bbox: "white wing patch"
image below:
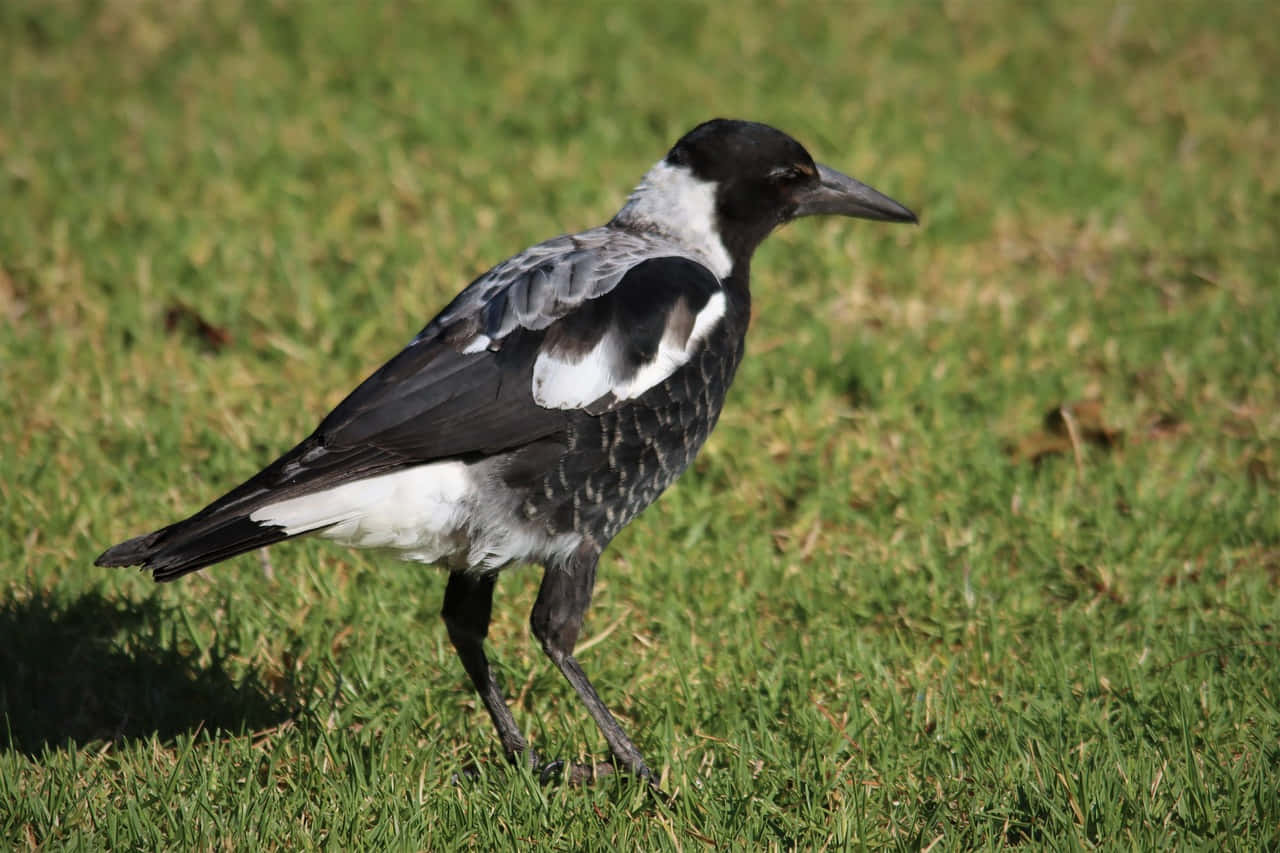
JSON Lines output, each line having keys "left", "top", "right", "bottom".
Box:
{"left": 250, "top": 461, "right": 473, "bottom": 561}
{"left": 531, "top": 334, "right": 618, "bottom": 410}
{"left": 531, "top": 291, "right": 726, "bottom": 409}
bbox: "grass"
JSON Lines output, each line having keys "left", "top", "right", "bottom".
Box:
{"left": 2, "top": 0, "right": 1277, "bottom": 847}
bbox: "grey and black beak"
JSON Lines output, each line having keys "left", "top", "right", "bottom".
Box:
{"left": 794, "top": 163, "right": 917, "bottom": 224}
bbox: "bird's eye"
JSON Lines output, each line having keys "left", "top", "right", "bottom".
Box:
{"left": 771, "top": 165, "right": 812, "bottom": 185}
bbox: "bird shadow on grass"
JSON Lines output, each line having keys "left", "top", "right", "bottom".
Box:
{"left": 0, "top": 590, "right": 295, "bottom": 758}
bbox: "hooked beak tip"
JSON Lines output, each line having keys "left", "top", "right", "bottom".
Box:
{"left": 797, "top": 163, "right": 918, "bottom": 225}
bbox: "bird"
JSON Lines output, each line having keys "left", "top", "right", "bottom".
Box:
{"left": 96, "top": 118, "right": 917, "bottom": 785}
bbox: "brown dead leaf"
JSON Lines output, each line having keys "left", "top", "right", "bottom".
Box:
{"left": 1011, "top": 399, "right": 1123, "bottom": 465}
{"left": 1043, "top": 400, "right": 1123, "bottom": 448}
{"left": 1071, "top": 562, "right": 1125, "bottom": 603}
{"left": 164, "top": 302, "right": 232, "bottom": 352}
{"left": 1145, "top": 413, "right": 1189, "bottom": 440}
{"left": 1011, "top": 430, "right": 1075, "bottom": 464}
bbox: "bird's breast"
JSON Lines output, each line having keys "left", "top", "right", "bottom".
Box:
{"left": 518, "top": 312, "right": 748, "bottom": 545}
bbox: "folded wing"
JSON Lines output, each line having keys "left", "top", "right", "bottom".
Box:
{"left": 96, "top": 249, "right": 726, "bottom": 581}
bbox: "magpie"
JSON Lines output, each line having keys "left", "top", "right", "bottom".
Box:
{"left": 96, "top": 119, "right": 916, "bottom": 784}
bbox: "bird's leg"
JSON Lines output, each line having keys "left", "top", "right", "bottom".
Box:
{"left": 530, "top": 544, "right": 655, "bottom": 785}
{"left": 441, "top": 571, "right": 532, "bottom": 766}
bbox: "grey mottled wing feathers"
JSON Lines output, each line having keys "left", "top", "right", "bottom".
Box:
{"left": 424, "top": 227, "right": 716, "bottom": 343}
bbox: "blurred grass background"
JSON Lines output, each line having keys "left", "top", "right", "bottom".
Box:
{"left": 2, "top": 0, "right": 1277, "bottom": 847}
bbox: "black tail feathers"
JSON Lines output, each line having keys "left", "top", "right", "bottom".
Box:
{"left": 95, "top": 515, "right": 291, "bottom": 582}
{"left": 95, "top": 530, "right": 169, "bottom": 568}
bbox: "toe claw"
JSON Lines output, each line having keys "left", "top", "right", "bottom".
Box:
{"left": 537, "top": 759, "right": 566, "bottom": 784}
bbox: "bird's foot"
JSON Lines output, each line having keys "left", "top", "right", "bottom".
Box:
{"left": 534, "top": 758, "right": 620, "bottom": 786}
{"left": 536, "top": 754, "right": 661, "bottom": 789}
{"left": 455, "top": 751, "right": 656, "bottom": 788}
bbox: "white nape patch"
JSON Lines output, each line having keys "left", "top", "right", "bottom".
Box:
{"left": 615, "top": 161, "right": 732, "bottom": 279}
{"left": 530, "top": 291, "right": 726, "bottom": 409}
{"left": 250, "top": 462, "right": 472, "bottom": 562}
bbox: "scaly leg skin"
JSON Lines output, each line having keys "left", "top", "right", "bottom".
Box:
{"left": 530, "top": 543, "right": 656, "bottom": 786}
{"left": 441, "top": 571, "right": 534, "bottom": 766}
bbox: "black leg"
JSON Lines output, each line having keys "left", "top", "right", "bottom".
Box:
{"left": 530, "top": 544, "right": 655, "bottom": 783}
{"left": 441, "top": 571, "right": 530, "bottom": 764}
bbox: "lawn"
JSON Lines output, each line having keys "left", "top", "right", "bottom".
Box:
{"left": 3, "top": 0, "right": 1277, "bottom": 848}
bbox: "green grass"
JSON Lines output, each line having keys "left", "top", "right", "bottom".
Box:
{"left": 3, "top": 0, "right": 1278, "bottom": 847}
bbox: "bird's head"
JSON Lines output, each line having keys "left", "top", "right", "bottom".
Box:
{"left": 615, "top": 118, "right": 916, "bottom": 276}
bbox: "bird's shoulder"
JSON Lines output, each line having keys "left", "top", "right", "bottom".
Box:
{"left": 311, "top": 228, "right": 732, "bottom": 445}
{"left": 418, "top": 225, "right": 726, "bottom": 353}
